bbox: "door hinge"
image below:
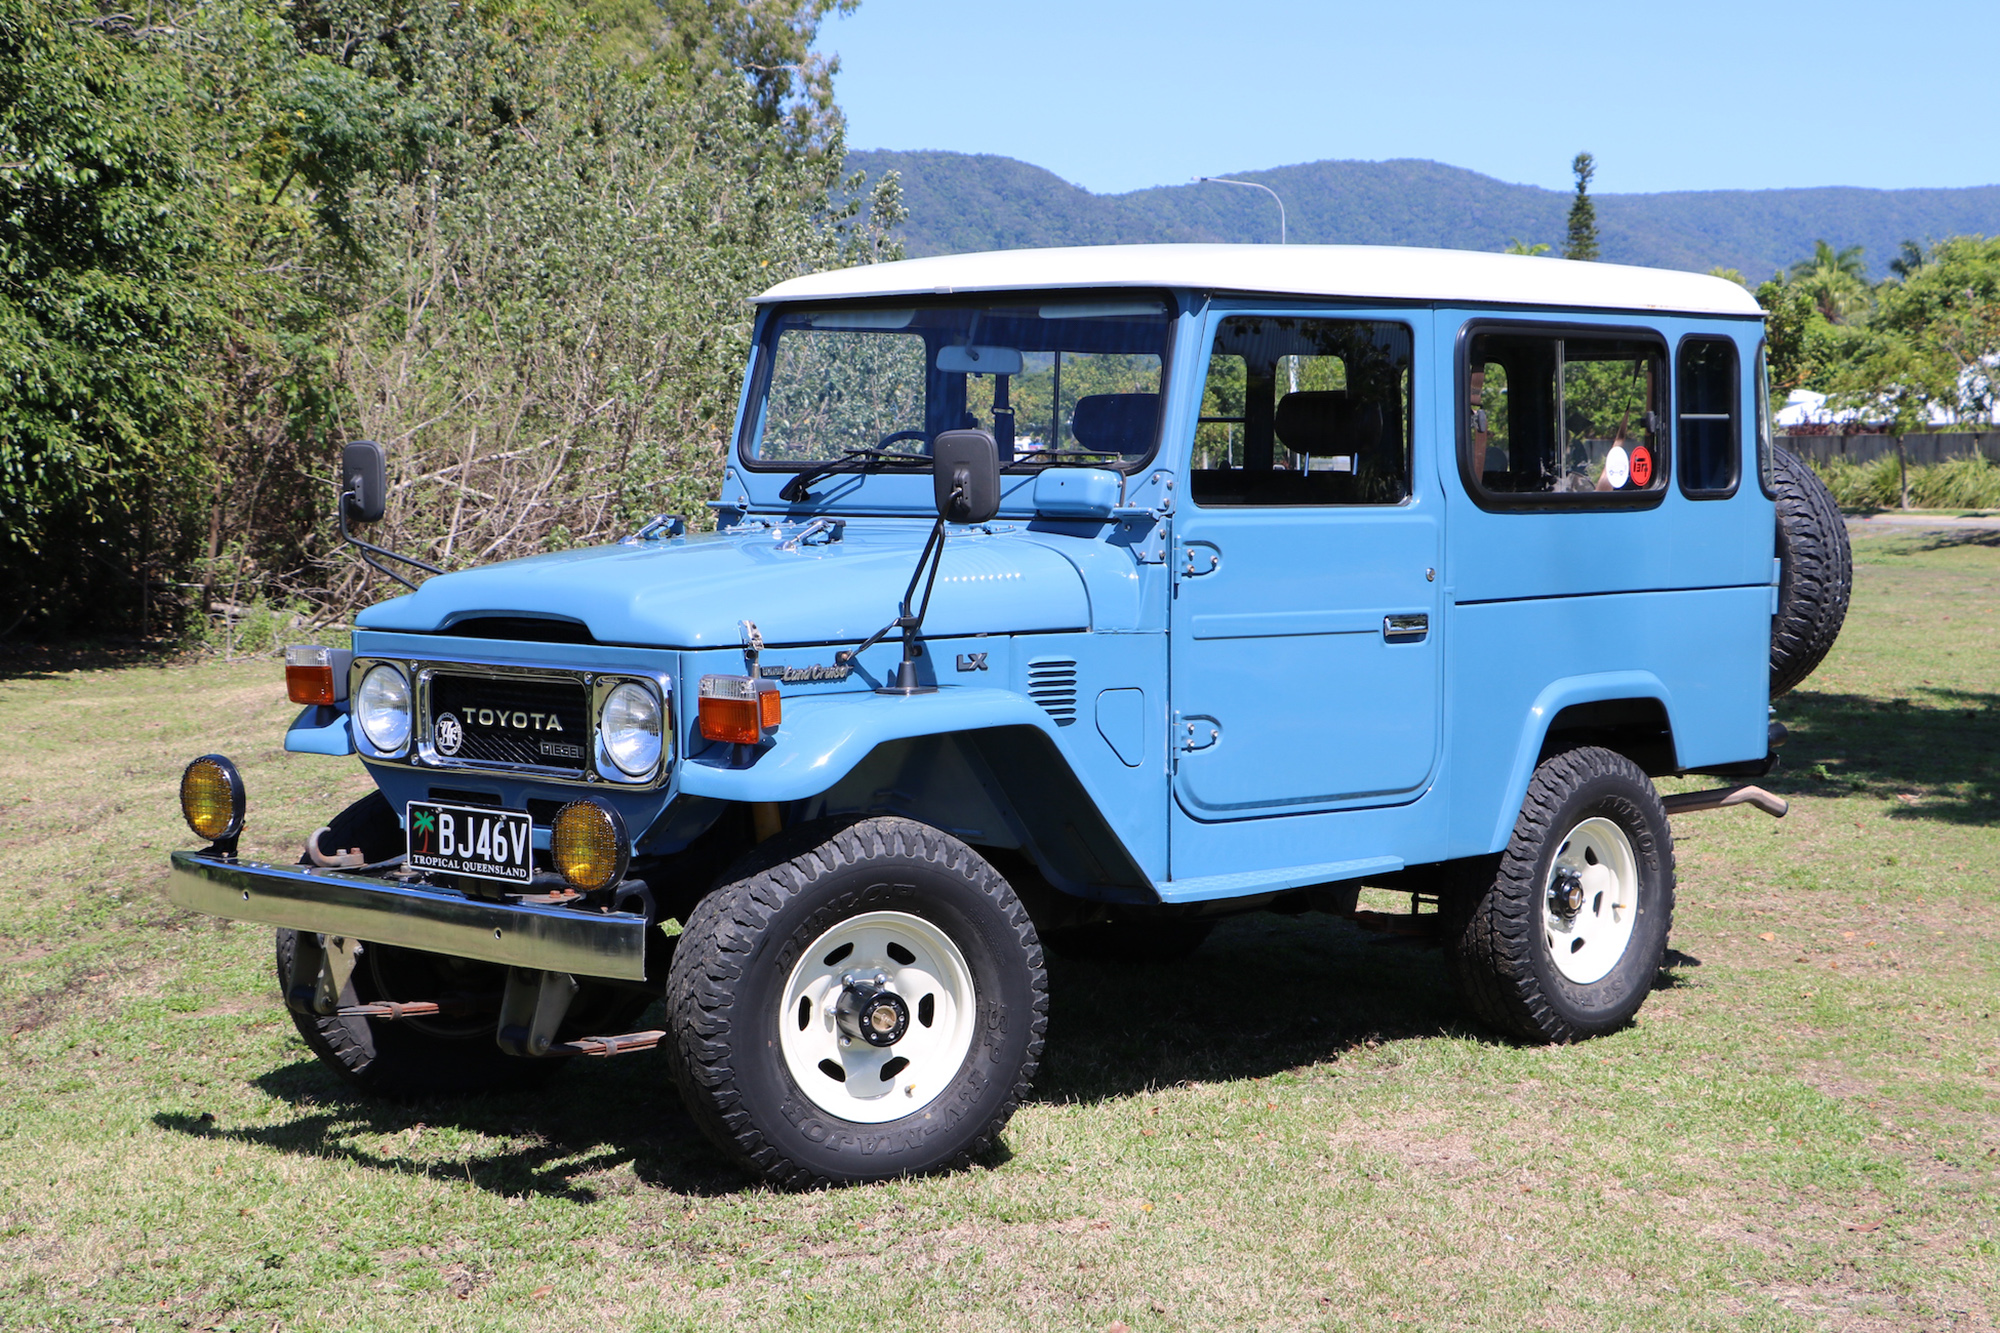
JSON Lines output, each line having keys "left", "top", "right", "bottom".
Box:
{"left": 1177, "top": 540, "right": 1221, "bottom": 577}
{"left": 1173, "top": 712, "right": 1221, "bottom": 753}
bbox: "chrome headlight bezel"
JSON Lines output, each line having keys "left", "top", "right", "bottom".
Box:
{"left": 594, "top": 678, "right": 669, "bottom": 783}
{"left": 353, "top": 662, "right": 413, "bottom": 755}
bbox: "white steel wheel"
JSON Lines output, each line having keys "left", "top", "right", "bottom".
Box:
{"left": 1541, "top": 816, "right": 1640, "bottom": 985}
{"left": 778, "top": 910, "right": 978, "bottom": 1124}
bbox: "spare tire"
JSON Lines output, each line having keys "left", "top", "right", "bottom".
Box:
{"left": 1770, "top": 446, "right": 1851, "bottom": 697}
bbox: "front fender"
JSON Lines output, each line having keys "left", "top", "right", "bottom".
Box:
{"left": 674, "top": 686, "right": 1060, "bottom": 804}
{"left": 1487, "top": 671, "right": 1675, "bottom": 851}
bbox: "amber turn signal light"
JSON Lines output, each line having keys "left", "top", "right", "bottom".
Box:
{"left": 698, "top": 674, "right": 781, "bottom": 744}
{"left": 285, "top": 644, "right": 352, "bottom": 705}
{"left": 550, "top": 799, "right": 629, "bottom": 893}
{"left": 180, "top": 754, "right": 246, "bottom": 844}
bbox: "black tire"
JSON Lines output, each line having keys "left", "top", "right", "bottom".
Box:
{"left": 1442, "top": 747, "right": 1675, "bottom": 1043}
{"left": 665, "top": 816, "right": 1047, "bottom": 1187}
{"left": 274, "top": 792, "right": 646, "bottom": 1097}
{"left": 1771, "top": 445, "right": 1852, "bottom": 698}
{"left": 1042, "top": 918, "right": 1213, "bottom": 963}
{"left": 275, "top": 929, "right": 561, "bottom": 1097}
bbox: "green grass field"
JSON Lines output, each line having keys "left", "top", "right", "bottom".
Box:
{"left": 2, "top": 529, "right": 1995, "bottom": 1332}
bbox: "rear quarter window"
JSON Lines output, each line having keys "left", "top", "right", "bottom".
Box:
{"left": 1460, "top": 323, "right": 1668, "bottom": 510}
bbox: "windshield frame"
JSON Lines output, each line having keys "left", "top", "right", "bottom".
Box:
{"left": 735, "top": 291, "right": 1183, "bottom": 478}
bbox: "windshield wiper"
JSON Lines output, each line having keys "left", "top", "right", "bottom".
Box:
{"left": 778, "top": 448, "right": 931, "bottom": 503}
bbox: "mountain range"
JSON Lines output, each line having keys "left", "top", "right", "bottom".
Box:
{"left": 846, "top": 151, "right": 2000, "bottom": 281}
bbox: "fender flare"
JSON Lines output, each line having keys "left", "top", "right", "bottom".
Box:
{"left": 1486, "top": 671, "right": 1677, "bottom": 852}
{"left": 673, "top": 687, "right": 1156, "bottom": 899}
{"left": 675, "top": 686, "right": 1062, "bottom": 804}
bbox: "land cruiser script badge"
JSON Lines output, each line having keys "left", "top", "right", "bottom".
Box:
{"left": 434, "top": 713, "right": 464, "bottom": 756}
{"left": 772, "top": 663, "right": 851, "bottom": 684}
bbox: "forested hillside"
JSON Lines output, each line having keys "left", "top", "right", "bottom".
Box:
{"left": 849, "top": 151, "right": 2000, "bottom": 280}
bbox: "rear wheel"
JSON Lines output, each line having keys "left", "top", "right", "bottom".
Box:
{"left": 665, "top": 816, "right": 1047, "bottom": 1186}
{"left": 1444, "top": 747, "right": 1675, "bottom": 1043}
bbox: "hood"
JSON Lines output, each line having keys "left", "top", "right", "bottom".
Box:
{"left": 354, "top": 523, "right": 1091, "bottom": 648}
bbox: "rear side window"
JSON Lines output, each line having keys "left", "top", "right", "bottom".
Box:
{"left": 1463, "top": 327, "right": 1667, "bottom": 508}
{"left": 1677, "top": 337, "right": 1739, "bottom": 497}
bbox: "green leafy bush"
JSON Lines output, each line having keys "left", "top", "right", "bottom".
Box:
{"left": 1813, "top": 454, "right": 2000, "bottom": 510}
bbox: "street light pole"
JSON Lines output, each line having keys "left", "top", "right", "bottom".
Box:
{"left": 1196, "top": 176, "right": 1287, "bottom": 244}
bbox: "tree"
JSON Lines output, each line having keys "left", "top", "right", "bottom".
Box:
{"left": 1504, "top": 238, "right": 1550, "bottom": 257}
{"left": 1755, "top": 276, "right": 1851, "bottom": 398}
{"left": 1829, "top": 236, "right": 2000, "bottom": 507}
{"left": 1790, "top": 239, "right": 1870, "bottom": 323}
{"left": 1563, "top": 152, "right": 1598, "bottom": 262}
{"left": 0, "top": 0, "right": 250, "bottom": 638}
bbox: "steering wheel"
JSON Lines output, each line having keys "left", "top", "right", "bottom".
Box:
{"left": 876, "top": 430, "right": 928, "bottom": 451}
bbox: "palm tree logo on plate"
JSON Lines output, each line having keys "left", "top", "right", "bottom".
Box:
{"left": 410, "top": 808, "right": 436, "bottom": 853}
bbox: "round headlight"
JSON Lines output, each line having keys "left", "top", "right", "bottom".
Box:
{"left": 551, "top": 799, "right": 629, "bottom": 892}
{"left": 180, "top": 754, "right": 245, "bottom": 842}
{"left": 599, "top": 682, "right": 662, "bottom": 777}
{"left": 355, "top": 664, "right": 412, "bottom": 753}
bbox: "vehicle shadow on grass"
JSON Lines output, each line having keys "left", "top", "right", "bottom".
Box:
{"left": 1034, "top": 912, "right": 1485, "bottom": 1106}
{"left": 1773, "top": 687, "right": 1999, "bottom": 824}
{"left": 152, "top": 1035, "right": 753, "bottom": 1202}
{"left": 149, "top": 912, "right": 1519, "bottom": 1197}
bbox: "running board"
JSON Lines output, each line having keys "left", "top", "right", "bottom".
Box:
{"left": 1661, "top": 784, "right": 1788, "bottom": 818}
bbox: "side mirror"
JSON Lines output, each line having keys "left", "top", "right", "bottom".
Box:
{"left": 932, "top": 429, "right": 1001, "bottom": 524}
{"left": 341, "top": 440, "right": 388, "bottom": 524}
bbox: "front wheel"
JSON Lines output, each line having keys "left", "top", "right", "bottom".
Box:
{"left": 665, "top": 817, "right": 1047, "bottom": 1186}
{"left": 1443, "top": 746, "right": 1675, "bottom": 1043}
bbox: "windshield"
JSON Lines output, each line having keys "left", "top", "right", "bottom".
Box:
{"left": 743, "top": 298, "right": 1172, "bottom": 470}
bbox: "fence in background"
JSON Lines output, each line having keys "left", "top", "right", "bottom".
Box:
{"left": 1778, "top": 433, "right": 2000, "bottom": 466}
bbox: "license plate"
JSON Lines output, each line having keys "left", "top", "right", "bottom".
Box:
{"left": 405, "top": 801, "right": 534, "bottom": 885}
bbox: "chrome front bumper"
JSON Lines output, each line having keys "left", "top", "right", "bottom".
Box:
{"left": 166, "top": 850, "right": 647, "bottom": 981}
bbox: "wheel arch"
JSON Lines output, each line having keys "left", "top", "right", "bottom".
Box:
{"left": 670, "top": 688, "right": 1157, "bottom": 904}
{"left": 1487, "top": 672, "right": 1679, "bottom": 853}
{"left": 793, "top": 726, "right": 1159, "bottom": 904}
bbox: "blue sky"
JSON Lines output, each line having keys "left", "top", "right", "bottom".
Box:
{"left": 825, "top": 0, "right": 1998, "bottom": 196}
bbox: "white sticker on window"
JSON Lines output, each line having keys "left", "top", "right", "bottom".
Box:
{"left": 1603, "top": 443, "right": 1630, "bottom": 489}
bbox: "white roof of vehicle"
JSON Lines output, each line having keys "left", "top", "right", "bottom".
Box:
{"left": 755, "top": 243, "right": 1764, "bottom": 318}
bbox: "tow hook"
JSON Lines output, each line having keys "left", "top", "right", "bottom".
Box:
{"left": 833, "top": 973, "right": 909, "bottom": 1048}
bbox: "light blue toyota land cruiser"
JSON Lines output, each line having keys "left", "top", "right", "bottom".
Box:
{"left": 169, "top": 244, "right": 1851, "bottom": 1185}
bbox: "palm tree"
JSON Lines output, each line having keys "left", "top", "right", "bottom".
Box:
{"left": 1790, "top": 240, "right": 1869, "bottom": 323}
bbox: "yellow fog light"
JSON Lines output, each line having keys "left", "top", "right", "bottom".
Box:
{"left": 180, "top": 754, "right": 245, "bottom": 844}
{"left": 550, "top": 799, "right": 629, "bottom": 893}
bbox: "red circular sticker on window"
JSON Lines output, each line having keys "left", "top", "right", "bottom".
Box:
{"left": 1629, "top": 445, "right": 1653, "bottom": 488}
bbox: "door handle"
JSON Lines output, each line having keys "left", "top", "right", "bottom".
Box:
{"left": 1383, "top": 614, "right": 1428, "bottom": 643}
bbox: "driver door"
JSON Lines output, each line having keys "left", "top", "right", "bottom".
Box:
{"left": 1169, "top": 307, "right": 1442, "bottom": 834}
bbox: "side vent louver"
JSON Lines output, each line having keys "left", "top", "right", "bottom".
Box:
{"left": 1028, "top": 658, "right": 1079, "bottom": 726}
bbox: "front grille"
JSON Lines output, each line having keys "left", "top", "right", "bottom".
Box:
{"left": 1028, "top": 658, "right": 1078, "bottom": 726}
{"left": 429, "top": 673, "right": 590, "bottom": 772}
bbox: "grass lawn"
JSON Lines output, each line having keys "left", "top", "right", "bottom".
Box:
{"left": 2, "top": 529, "right": 1995, "bottom": 1332}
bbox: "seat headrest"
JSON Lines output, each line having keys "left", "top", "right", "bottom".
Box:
{"left": 1070, "top": 394, "right": 1158, "bottom": 455}
{"left": 1274, "top": 391, "right": 1383, "bottom": 457}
